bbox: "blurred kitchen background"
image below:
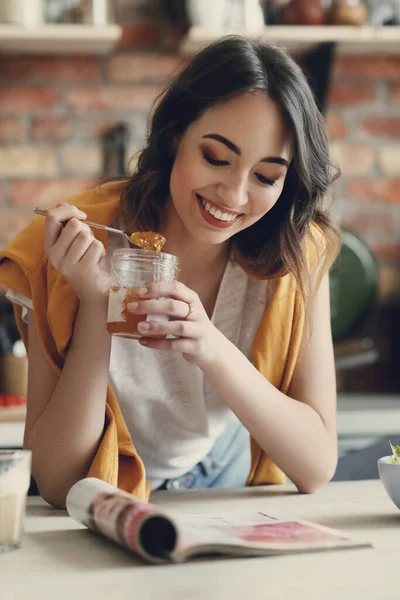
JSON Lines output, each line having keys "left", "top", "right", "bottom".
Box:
{"left": 0, "top": 0, "right": 399, "bottom": 481}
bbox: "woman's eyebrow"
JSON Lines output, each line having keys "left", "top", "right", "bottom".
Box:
{"left": 202, "top": 133, "right": 289, "bottom": 168}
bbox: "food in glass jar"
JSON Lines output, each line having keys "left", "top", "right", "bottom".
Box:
{"left": 106, "top": 248, "right": 180, "bottom": 339}
{"left": 107, "top": 286, "right": 168, "bottom": 340}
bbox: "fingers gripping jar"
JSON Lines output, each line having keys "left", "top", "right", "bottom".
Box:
{"left": 107, "top": 249, "right": 180, "bottom": 339}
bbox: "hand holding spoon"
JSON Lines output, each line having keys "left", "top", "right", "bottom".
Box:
{"left": 33, "top": 207, "right": 166, "bottom": 252}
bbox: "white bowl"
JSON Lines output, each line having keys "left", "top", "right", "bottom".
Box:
{"left": 378, "top": 456, "right": 400, "bottom": 510}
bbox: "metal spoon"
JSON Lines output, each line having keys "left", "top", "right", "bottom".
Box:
{"left": 32, "top": 207, "right": 166, "bottom": 251}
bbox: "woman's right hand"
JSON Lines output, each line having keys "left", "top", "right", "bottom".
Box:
{"left": 43, "top": 202, "right": 110, "bottom": 305}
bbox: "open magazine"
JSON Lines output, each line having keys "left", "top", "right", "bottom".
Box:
{"left": 66, "top": 478, "right": 372, "bottom": 564}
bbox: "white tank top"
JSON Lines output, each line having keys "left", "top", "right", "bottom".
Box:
{"left": 7, "top": 235, "right": 272, "bottom": 489}
{"left": 108, "top": 255, "right": 271, "bottom": 488}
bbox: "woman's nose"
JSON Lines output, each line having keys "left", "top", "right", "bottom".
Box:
{"left": 217, "top": 174, "right": 247, "bottom": 209}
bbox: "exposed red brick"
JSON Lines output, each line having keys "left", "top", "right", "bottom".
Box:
{"left": 0, "top": 57, "right": 101, "bottom": 82}
{"left": 334, "top": 56, "right": 400, "bottom": 80}
{"left": 30, "top": 116, "right": 71, "bottom": 143}
{"left": 357, "top": 117, "right": 400, "bottom": 139}
{"left": 342, "top": 210, "right": 396, "bottom": 237}
{"left": 159, "top": 22, "right": 188, "bottom": 51}
{"left": 66, "top": 85, "right": 160, "bottom": 111}
{"left": 346, "top": 180, "right": 400, "bottom": 204}
{"left": 331, "top": 143, "right": 374, "bottom": 175}
{"left": 325, "top": 112, "right": 347, "bottom": 140}
{"left": 107, "top": 53, "right": 183, "bottom": 83}
{"left": 30, "top": 116, "right": 124, "bottom": 142}
{"left": 379, "top": 147, "right": 400, "bottom": 176}
{"left": 0, "top": 211, "right": 31, "bottom": 246}
{"left": 0, "top": 88, "right": 60, "bottom": 113}
{"left": 0, "top": 183, "right": 9, "bottom": 205}
{"left": 11, "top": 178, "right": 100, "bottom": 208}
{"left": 0, "top": 117, "right": 24, "bottom": 142}
{"left": 118, "top": 22, "right": 159, "bottom": 48}
{"left": 0, "top": 147, "right": 57, "bottom": 177}
{"left": 371, "top": 243, "right": 400, "bottom": 263}
{"left": 328, "top": 83, "right": 378, "bottom": 107}
{"left": 389, "top": 84, "right": 400, "bottom": 105}
{"left": 61, "top": 146, "right": 102, "bottom": 176}
{"left": 115, "top": 0, "right": 152, "bottom": 21}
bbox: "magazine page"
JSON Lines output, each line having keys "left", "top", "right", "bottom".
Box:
{"left": 172, "top": 511, "right": 372, "bottom": 561}
{"left": 66, "top": 478, "right": 372, "bottom": 564}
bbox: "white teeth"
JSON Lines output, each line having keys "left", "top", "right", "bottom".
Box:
{"left": 199, "top": 195, "right": 238, "bottom": 222}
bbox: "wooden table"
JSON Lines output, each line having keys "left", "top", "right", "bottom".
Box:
{"left": 2, "top": 480, "right": 400, "bottom": 600}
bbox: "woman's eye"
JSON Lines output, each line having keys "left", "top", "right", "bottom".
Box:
{"left": 202, "top": 152, "right": 229, "bottom": 167}
{"left": 255, "top": 173, "right": 277, "bottom": 187}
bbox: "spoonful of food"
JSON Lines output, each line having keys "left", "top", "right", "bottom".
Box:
{"left": 32, "top": 207, "right": 166, "bottom": 252}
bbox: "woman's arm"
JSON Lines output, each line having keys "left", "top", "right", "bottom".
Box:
{"left": 23, "top": 202, "right": 114, "bottom": 508}
{"left": 24, "top": 301, "right": 111, "bottom": 509}
{"left": 126, "top": 270, "right": 336, "bottom": 492}
{"left": 200, "top": 273, "right": 337, "bottom": 493}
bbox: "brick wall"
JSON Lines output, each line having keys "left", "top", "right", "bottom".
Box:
{"left": 0, "top": 7, "right": 399, "bottom": 304}
{"left": 327, "top": 56, "right": 400, "bottom": 304}
{"left": 0, "top": 3, "right": 184, "bottom": 245}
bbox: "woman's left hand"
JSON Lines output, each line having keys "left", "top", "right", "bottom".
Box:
{"left": 126, "top": 280, "right": 222, "bottom": 366}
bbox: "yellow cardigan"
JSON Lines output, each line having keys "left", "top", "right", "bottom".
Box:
{"left": 0, "top": 183, "right": 321, "bottom": 500}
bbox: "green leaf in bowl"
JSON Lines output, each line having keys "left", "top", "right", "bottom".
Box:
{"left": 389, "top": 441, "right": 400, "bottom": 464}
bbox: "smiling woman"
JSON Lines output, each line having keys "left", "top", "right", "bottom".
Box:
{"left": 166, "top": 92, "right": 291, "bottom": 246}
{"left": 0, "top": 35, "right": 340, "bottom": 508}
{"left": 121, "top": 36, "right": 339, "bottom": 312}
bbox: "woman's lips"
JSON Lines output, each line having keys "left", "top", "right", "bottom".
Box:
{"left": 196, "top": 194, "right": 242, "bottom": 229}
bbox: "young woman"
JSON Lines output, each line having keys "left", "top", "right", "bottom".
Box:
{"left": 0, "top": 36, "right": 340, "bottom": 508}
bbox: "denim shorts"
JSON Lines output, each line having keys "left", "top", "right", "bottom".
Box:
{"left": 157, "top": 419, "right": 251, "bottom": 491}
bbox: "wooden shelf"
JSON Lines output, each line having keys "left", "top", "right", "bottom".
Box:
{"left": 181, "top": 25, "right": 400, "bottom": 55}
{"left": 0, "top": 24, "right": 122, "bottom": 55}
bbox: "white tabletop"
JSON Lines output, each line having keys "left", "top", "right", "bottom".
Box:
{"left": 0, "top": 421, "right": 24, "bottom": 448}
{"left": 2, "top": 480, "right": 399, "bottom": 600}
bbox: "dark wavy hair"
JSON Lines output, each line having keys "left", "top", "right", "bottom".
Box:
{"left": 119, "top": 35, "right": 340, "bottom": 309}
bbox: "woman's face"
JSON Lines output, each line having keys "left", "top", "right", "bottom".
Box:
{"left": 168, "top": 91, "right": 292, "bottom": 247}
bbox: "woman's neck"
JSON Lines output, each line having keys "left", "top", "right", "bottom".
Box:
{"left": 160, "top": 205, "right": 231, "bottom": 284}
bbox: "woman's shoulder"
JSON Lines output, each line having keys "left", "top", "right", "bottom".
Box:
{"left": 304, "top": 222, "right": 329, "bottom": 273}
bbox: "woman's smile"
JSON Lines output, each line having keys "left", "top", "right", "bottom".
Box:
{"left": 195, "top": 193, "right": 243, "bottom": 229}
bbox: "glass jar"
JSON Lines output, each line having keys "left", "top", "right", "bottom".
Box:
{"left": 107, "top": 248, "right": 180, "bottom": 339}
{"left": 0, "top": 450, "right": 32, "bottom": 553}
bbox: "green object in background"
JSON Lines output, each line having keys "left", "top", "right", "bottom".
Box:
{"left": 330, "top": 229, "right": 378, "bottom": 341}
